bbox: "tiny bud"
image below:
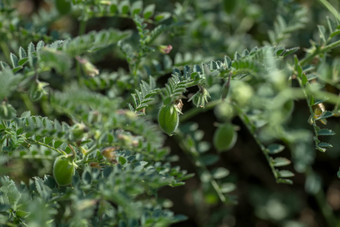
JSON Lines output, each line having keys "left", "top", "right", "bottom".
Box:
{"left": 90, "top": 162, "right": 101, "bottom": 169}
{"left": 102, "top": 147, "right": 117, "bottom": 163}
{"left": 159, "top": 45, "right": 173, "bottom": 54}
{"left": 76, "top": 56, "right": 99, "bottom": 77}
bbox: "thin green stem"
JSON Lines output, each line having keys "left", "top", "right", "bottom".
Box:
{"left": 20, "top": 93, "right": 37, "bottom": 115}
{"left": 0, "top": 41, "right": 11, "bottom": 63}
{"left": 78, "top": 20, "right": 87, "bottom": 36}
{"left": 314, "top": 184, "right": 338, "bottom": 227}
{"left": 132, "top": 59, "right": 141, "bottom": 88}
{"left": 319, "top": 0, "right": 340, "bottom": 21}
{"left": 324, "top": 39, "right": 340, "bottom": 52}
{"left": 210, "top": 179, "right": 228, "bottom": 203}
{"left": 174, "top": 133, "right": 232, "bottom": 204}
{"left": 307, "top": 87, "right": 340, "bottom": 106}
{"left": 233, "top": 104, "right": 280, "bottom": 181}
{"left": 185, "top": 80, "right": 199, "bottom": 88}
{"left": 293, "top": 59, "right": 340, "bottom": 151}
{"left": 180, "top": 86, "right": 339, "bottom": 124}
{"left": 299, "top": 78, "right": 322, "bottom": 150}
{"left": 19, "top": 155, "right": 53, "bottom": 160}
{"left": 27, "top": 138, "right": 67, "bottom": 156}
{"left": 75, "top": 20, "right": 87, "bottom": 80}
{"left": 76, "top": 60, "right": 82, "bottom": 79}
{"left": 2, "top": 126, "right": 67, "bottom": 156}
{"left": 180, "top": 99, "right": 222, "bottom": 122}
{"left": 300, "top": 40, "right": 340, "bottom": 66}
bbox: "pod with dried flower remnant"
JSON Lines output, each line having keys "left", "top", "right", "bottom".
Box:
{"left": 158, "top": 104, "right": 179, "bottom": 135}
{"left": 53, "top": 156, "right": 75, "bottom": 186}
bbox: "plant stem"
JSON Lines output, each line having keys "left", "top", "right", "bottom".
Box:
{"left": 20, "top": 93, "right": 37, "bottom": 115}
{"left": 76, "top": 60, "right": 82, "bottom": 79}
{"left": 314, "top": 187, "right": 338, "bottom": 227}
{"left": 174, "top": 133, "right": 233, "bottom": 204}
{"left": 319, "top": 0, "right": 340, "bottom": 21}
{"left": 27, "top": 138, "right": 67, "bottom": 156}
{"left": 75, "top": 20, "right": 87, "bottom": 79}
{"left": 324, "top": 39, "right": 340, "bottom": 52}
{"left": 180, "top": 99, "right": 222, "bottom": 122}
{"left": 233, "top": 104, "right": 280, "bottom": 182}
{"left": 307, "top": 87, "right": 340, "bottom": 106}
{"left": 0, "top": 41, "right": 11, "bottom": 63}
{"left": 300, "top": 39, "right": 340, "bottom": 66}
{"left": 78, "top": 20, "right": 87, "bottom": 35}
{"left": 19, "top": 155, "right": 53, "bottom": 160}
{"left": 297, "top": 76, "right": 322, "bottom": 150}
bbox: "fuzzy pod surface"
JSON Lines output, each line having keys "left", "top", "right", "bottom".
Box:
{"left": 213, "top": 122, "right": 237, "bottom": 152}
{"left": 53, "top": 156, "right": 75, "bottom": 186}
{"left": 158, "top": 104, "right": 179, "bottom": 135}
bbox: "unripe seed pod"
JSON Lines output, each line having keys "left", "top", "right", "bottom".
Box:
{"left": 213, "top": 122, "right": 237, "bottom": 152}
{"left": 231, "top": 81, "right": 253, "bottom": 107}
{"left": 214, "top": 101, "right": 234, "bottom": 121}
{"left": 53, "top": 156, "right": 75, "bottom": 186}
{"left": 158, "top": 104, "right": 179, "bottom": 135}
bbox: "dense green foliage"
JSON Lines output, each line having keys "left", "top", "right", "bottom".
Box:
{"left": 0, "top": 0, "right": 340, "bottom": 226}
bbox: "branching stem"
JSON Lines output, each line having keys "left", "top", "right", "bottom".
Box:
{"left": 232, "top": 104, "right": 280, "bottom": 181}
{"left": 27, "top": 138, "right": 67, "bottom": 156}
{"left": 300, "top": 40, "right": 340, "bottom": 66}
{"left": 174, "top": 132, "right": 233, "bottom": 204}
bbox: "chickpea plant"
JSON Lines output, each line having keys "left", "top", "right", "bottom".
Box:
{"left": 0, "top": 0, "right": 340, "bottom": 226}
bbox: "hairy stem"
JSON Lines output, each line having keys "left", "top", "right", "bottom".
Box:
{"left": 319, "top": 0, "right": 340, "bottom": 21}
{"left": 314, "top": 182, "right": 338, "bottom": 226}
{"left": 300, "top": 39, "right": 340, "bottom": 66}
{"left": 27, "top": 138, "right": 67, "bottom": 156}
{"left": 174, "top": 132, "right": 233, "bottom": 204}
{"left": 20, "top": 93, "right": 37, "bottom": 115}
{"left": 233, "top": 104, "right": 280, "bottom": 182}
{"left": 180, "top": 99, "right": 222, "bottom": 122}
{"left": 78, "top": 20, "right": 87, "bottom": 36}
{"left": 0, "top": 41, "right": 11, "bottom": 63}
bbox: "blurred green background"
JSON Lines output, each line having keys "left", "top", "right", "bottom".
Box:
{"left": 1, "top": 0, "right": 340, "bottom": 226}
